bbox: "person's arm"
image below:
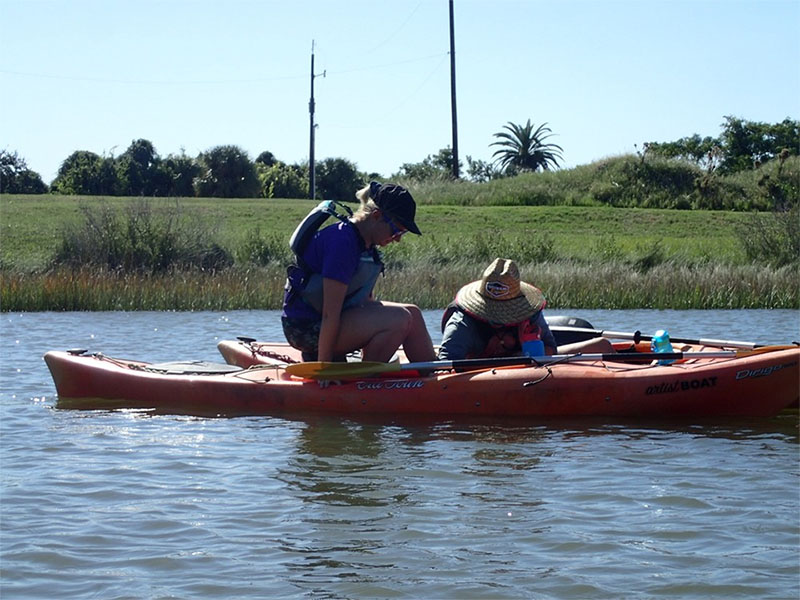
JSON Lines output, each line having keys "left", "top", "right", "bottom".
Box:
{"left": 438, "top": 311, "right": 483, "bottom": 360}
{"left": 534, "top": 312, "right": 558, "bottom": 355}
{"left": 317, "top": 277, "right": 348, "bottom": 362}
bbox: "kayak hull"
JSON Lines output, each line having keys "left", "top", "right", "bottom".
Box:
{"left": 44, "top": 345, "right": 800, "bottom": 419}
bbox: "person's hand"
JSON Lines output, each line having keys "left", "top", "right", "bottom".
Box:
{"left": 500, "top": 332, "right": 517, "bottom": 350}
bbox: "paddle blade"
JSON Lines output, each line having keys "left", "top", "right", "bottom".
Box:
{"left": 285, "top": 361, "right": 400, "bottom": 379}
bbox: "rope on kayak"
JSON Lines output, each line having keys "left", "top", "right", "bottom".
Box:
{"left": 522, "top": 367, "right": 552, "bottom": 388}
{"left": 249, "top": 344, "right": 299, "bottom": 364}
{"left": 234, "top": 363, "right": 292, "bottom": 383}
{"left": 97, "top": 353, "right": 148, "bottom": 371}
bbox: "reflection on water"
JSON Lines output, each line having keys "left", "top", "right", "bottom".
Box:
{"left": 283, "top": 420, "right": 394, "bottom": 508}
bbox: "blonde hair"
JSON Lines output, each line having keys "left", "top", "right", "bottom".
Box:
{"left": 353, "top": 183, "right": 379, "bottom": 220}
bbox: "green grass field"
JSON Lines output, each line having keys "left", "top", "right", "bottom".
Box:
{"left": 1, "top": 194, "right": 753, "bottom": 269}
{"left": 1, "top": 194, "right": 796, "bottom": 310}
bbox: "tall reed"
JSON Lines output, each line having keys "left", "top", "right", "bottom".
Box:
{"left": 7, "top": 260, "right": 793, "bottom": 312}
{"left": 737, "top": 205, "right": 800, "bottom": 268}
{"left": 1, "top": 266, "right": 286, "bottom": 311}
{"left": 53, "top": 199, "right": 232, "bottom": 273}
{"left": 373, "top": 260, "right": 799, "bottom": 310}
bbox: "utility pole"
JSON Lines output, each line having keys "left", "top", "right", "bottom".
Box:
{"left": 309, "top": 40, "right": 325, "bottom": 199}
{"left": 449, "top": 0, "right": 459, "bottom": 179}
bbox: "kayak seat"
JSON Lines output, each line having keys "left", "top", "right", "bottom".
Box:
{"left": 546, "top": 315, "right": 596, "bottom": 346}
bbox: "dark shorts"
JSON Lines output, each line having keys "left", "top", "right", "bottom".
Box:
{"left": 281, "top": 316, "right": 349, "bottom": 362}
{"left": 281, "top": 316, "right": 321, "bottom": 355}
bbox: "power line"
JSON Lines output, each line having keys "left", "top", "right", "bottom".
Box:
{"left": 326, "top": 54, "right": 449, "bottom": 129}
{"left": 324, "top": 52, "right": 447, "bottom": 77}
{"left": 0, "top": 51, "right": 446, "bottom": 86}
{"left": 327, "top": 1, "right": 425, "bottom": 66}
{"left": 0, "top": 68, "right": 304, "bottom": 86}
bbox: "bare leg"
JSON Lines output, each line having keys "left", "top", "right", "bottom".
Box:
{"left": 382, "top": 302, "right": 436, "bottom": 362}
{"left": 331, "top": 301, "right": 435, "bottom": 363}
{"left": 558, "top": 337, "right": 615, "bottom": 355}
{"left": 332, "top": 302, "right": 411, "bottom": 363}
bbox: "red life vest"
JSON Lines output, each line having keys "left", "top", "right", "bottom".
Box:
{"left": 441, "top": 302, "right": 542, "bottom": 359}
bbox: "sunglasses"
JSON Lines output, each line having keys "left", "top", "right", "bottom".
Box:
{"left": 382, "top": 213, "right": 408, "bottom": 238}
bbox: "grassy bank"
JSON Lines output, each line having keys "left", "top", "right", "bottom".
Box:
{"left": 0, "top": 194, "right": 758, "bottom": 268}
{"left": 3, "top": 262, "right": 796, "bottom": 311}
{"left": 1, "top": 193, "right": 797, "bottom": 311}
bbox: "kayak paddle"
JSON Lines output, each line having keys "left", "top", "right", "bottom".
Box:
{"left": 283, "top": 349, "right": 790, "bottom": 380}
{"left": 546, "top": 326, "right": 786, "bottom": 350}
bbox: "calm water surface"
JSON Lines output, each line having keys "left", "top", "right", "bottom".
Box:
{"left": 1, "top": 309, "right": 798, "bottom": 599}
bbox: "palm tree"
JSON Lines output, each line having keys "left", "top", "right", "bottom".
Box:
{"left": 490, "top": 120, "right": 564, "bottom": 173}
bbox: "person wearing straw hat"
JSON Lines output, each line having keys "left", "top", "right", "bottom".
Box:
{"left": 438, "top": 258, "right": 613, "bottom": 360}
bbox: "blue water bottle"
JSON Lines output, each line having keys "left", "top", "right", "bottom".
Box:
{"left": 651, "top": 329, "right": 675, "bottom": 365}
{"left": 520, "top": 321, "right": 545, "bottom": 357}
{"left": 522, "top": 339, "right": 545, "bottom": 357}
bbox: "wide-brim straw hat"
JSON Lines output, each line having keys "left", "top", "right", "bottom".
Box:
{"left": 455, "top": 258, "right": 546, "bottom": 325}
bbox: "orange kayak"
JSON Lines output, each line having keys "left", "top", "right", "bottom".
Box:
{"left": 44, "top": 341, "right": 799, "bottom": 418}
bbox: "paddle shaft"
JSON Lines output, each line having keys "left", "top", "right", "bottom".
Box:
{"left": 549, "top": 326, "right": 762, "bottom": 349}
{"left": 403, "top": 351, "right": 739, "bottom": 371}
{"left": 284, "top": 350, "right": 762, "bottom": 379}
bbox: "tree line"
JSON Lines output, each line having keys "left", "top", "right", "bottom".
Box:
{"left": 1, "top": 116, "right": 796, "bottom": 198}
{"left": 0, "top": 142, "right": 367, "bottom": 199}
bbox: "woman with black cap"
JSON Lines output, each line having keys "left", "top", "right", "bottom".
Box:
{"left": 282, "top": 181, "right": 435, "bottom": 364}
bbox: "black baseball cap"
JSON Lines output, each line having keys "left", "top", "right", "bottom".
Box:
{"left": 371, "top": 181, "right": 421, "bottom": 235}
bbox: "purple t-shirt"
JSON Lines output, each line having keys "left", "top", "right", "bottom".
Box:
{"left": 283, "top": 221, "right": 363, "bottom": 320}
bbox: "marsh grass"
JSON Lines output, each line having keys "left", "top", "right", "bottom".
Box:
{"left": 235, "top": 228, "right": 293, "bottom": 266}
{"left": 737, "top": 205, "right": 800, "bottom": 268}
{"left": 1, "top": 266, "right": 286, "bottom": 311}
{"left": 4, "top": 260, "right": 796, "bottom": 312}
{"left": 375, "top": 260, "right": 799, "bottom": 310}
{"left": 54, "top": 200, "right": 233, "bottom": 273}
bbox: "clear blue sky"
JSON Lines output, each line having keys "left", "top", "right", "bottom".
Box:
{"left": 2, "top": 0, "right": 798, "bottom": 185}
